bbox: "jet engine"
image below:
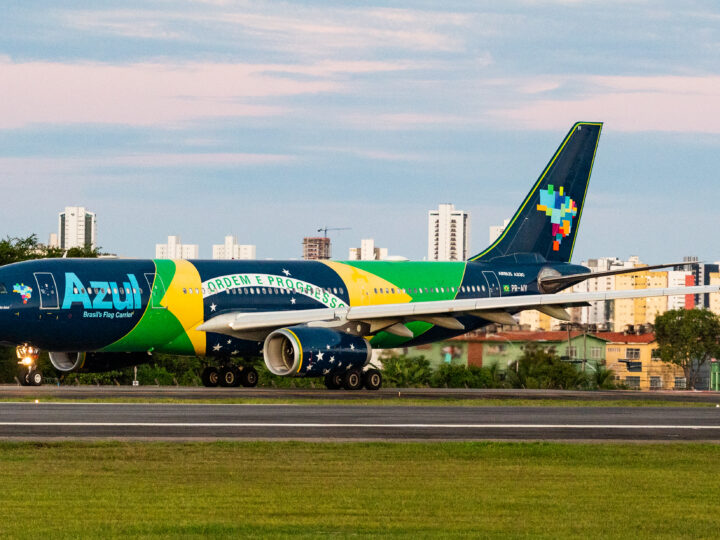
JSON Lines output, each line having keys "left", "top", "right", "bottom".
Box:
{"left": 48, "top": 351, "right": 149, "bottom": 373}
{"left": 263, "top": 326, "right": 371, "bottom": 377}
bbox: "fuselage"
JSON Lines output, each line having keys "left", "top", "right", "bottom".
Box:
{"left": 0, "top": 257, "right": 588, "bottom": 356}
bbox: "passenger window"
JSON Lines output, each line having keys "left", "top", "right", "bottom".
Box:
{"left": 262, "top": 288, "right": 267, "bottom": 294}
{"left": 183, "top": 288, "right": 187, "bottom": 294}
{"left": 374, "top": 288, "right": 377, "bottom": 294}
{"left": 339, "top": 288, "right": 344, "bottom": 294}
{"left": 391, "top": 288, "right": 395, "bottom": 293}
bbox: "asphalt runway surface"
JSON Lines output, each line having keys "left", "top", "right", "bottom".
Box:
{"left": 2, "top": 401, "right": 720, "bottom": 442}
{"left": 2, "top": 384, "right": 720, "bottom": 403}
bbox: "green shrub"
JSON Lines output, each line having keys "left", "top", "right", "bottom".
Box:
{"left": 381, "top": 355, "right": 432, "bottom": 387}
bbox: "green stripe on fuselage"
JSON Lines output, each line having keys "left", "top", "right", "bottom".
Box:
{"left": 345, "top": 261, "right": 466, "bottom": 348}
{"left": 342, "top": 261, "right": 466, "bottom": 302}
{"left": 101, "top": 260, "right": 195, "bottom": 354}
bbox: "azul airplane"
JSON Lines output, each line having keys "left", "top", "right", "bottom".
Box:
{"left": 0, "top": 122, "right": 715, "bottom": 389}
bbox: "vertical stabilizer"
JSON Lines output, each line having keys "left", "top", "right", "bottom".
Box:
{"left": 470, "top": 122, "right": 602, "bottom": 263}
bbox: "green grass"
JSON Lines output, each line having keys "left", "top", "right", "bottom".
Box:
{"left": 1, "top": 441, "right": 720, "bottom": 538}
{"left": 2, "top": 396, "right": 717, "bottom": 407}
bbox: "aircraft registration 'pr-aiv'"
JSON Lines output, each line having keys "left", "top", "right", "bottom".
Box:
{"left": 1, "top": 122, "right": 716, "bottom": 389}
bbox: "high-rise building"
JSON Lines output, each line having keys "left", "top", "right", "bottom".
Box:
{"left": 667, "top": 270, "right": 694, "bottom": 310}
{"left": 58, "top": 206, "right": 96, "bottom": 250}
{"left": 489, "top": 219, "right": 510, "bottom": 244}
{"left": 680, "top": 257, "right": 720, "bottom": 308}
{"left": 428, "top": 203, "right": 469, "bottom": 261}
{"left": 348, "top": 238, "right": 388, "bottom": 261}
{"left": 155, "top": 235, "right": 199, "bottom": 259}
{"left": 48, "top": 233, "right": 59, "bottom": 249}
{"left": 572, "top": 257, "right": 641, "bottom": 327}
{"left": 303, "top": 237, "right": 331, "bottom": 260}
{"left": 212, "top": 235, "right": 256, "bottom": 260}
{"left": 709, "top": 272, "right": 720, "bottom": 317}
{"left": 614, "top": 269, "right": 668, "bottom": 332}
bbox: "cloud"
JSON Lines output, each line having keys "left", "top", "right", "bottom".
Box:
{"left": 0, "top": 152, "right": 296, "bottom": 177}
{"left": 495, "top": 75, "right": 720, "bottom": 133}
{"left": 0, "top": 59, "right": 398, "bottom": 128}
{"left": 62, "top": 4, "right": 471, "bottom": 56}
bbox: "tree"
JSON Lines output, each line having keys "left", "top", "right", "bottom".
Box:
{"left": 0, "top": 234, "right": 101, "bottom": 267}
{"left": 654, "top": 309, "right": 720, "bottom": 390}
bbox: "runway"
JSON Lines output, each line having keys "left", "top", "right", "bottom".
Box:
{"left": 2, "top": 384, "right": 720, "bottom": 403}
{"left": 2, "top": 402, "right": 720, "bottom": 441}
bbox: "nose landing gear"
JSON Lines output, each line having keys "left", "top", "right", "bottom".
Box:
{"left": 16, "top": 344, "right": 43, "bottom": 386}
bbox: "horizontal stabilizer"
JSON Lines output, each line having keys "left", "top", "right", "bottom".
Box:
{"left": 539, "top": 261, "right": 692, "bottom": 292}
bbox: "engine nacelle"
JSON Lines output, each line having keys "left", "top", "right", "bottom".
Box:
{"left": 49, "top": 351, "right": 149, "bottom": 373}
{"left": 264, "top": 326, "right": 371, "bottom": 377}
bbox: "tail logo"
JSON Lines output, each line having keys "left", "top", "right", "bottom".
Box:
{"left": 536, "top": 184, "right": 577, "bottom": 251}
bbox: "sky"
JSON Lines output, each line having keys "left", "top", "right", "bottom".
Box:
{"left": 1, "top": 0, "right": 719, "bottom": 263}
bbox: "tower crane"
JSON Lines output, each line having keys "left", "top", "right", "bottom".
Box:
{"left": 317, "top": 226, "right": 351, "bottom": 237}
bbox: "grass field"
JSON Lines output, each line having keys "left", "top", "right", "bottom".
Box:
{"left": 1, "top": 441, "right": 719, "bottom": 538}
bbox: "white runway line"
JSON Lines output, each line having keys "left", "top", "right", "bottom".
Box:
{"left": 1, "top": 423, "right": 720, "bottom": 429}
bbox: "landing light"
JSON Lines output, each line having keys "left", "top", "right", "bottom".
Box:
{"left": 21, "top": 357, "right": 34, "bottom": 366}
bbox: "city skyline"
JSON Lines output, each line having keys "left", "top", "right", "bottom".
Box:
{"left": 1, "top": 2, "right": 719, "bottom": 263}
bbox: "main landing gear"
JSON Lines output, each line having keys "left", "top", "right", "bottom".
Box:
{"left": 16, "top": 344, "right": 43, "bottom": 386}
{"left": 201, "top": 362, "right": 259, "bottom": 388}
{"left": 324, "top": 367, "right": 382, "bottom": 391}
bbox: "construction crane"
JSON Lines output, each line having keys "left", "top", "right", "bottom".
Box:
{"left": 317, "top": 226, "right": 351, "bottom": 238}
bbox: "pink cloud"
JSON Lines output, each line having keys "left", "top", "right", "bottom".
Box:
{"left": 0, "top": 60, "right": 341, "bottom": 128}
{"left": 495, "top": 76, "right": 720, "bottom": 133}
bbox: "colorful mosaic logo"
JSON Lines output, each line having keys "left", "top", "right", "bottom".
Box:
{"left": 536, "top": 184, "right": 577, "bottom": 251}
{"left": 13, "top": 283, "right": 32, "bottom": 304}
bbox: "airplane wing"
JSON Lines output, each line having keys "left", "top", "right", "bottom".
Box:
{"left": 197, "top": 284, "right": 719, "bottom": 340}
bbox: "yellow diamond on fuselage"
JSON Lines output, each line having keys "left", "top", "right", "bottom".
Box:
{"left": 322, "top": 261, "right": 412, "bottom": 306}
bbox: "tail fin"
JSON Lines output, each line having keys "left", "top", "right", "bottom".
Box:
{"left": 469, "top": 121, "right": 602, "bottom": 263}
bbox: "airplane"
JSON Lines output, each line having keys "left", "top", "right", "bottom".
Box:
{"left": 0, "top": 121, "right": 716, "bottom": 389}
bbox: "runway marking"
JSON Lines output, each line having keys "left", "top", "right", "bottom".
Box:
{"left": 1, "top": 423, "right": 720, "bottom": 429}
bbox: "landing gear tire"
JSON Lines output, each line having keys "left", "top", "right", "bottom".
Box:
{"left": 240, "top": 367, "right": 259, "bottom": 388}
{"left": 201, "top": 366, "right": 219, "bottom": 387}
{"left": 343, "top": 369, "right": 363, "bottom": 391}
{"left": 219, "top": 366, "right": 240, "bottom": 387}
{"left": 324, "top": 372, "right": 343, "bottom": 390}
{"left": 27, "top": 370, "right": 43, "bottom": 386}
{"left": 363, "top": 368, "right": 382, "bottom": 391}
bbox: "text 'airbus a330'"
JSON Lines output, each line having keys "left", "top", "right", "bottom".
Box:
{"left": 1, "top": 122, "right": 715, "bottom": 389}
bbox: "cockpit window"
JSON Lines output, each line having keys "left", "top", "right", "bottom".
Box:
{"left": 0, "top": 283, "right": 7, "bottom": 294}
